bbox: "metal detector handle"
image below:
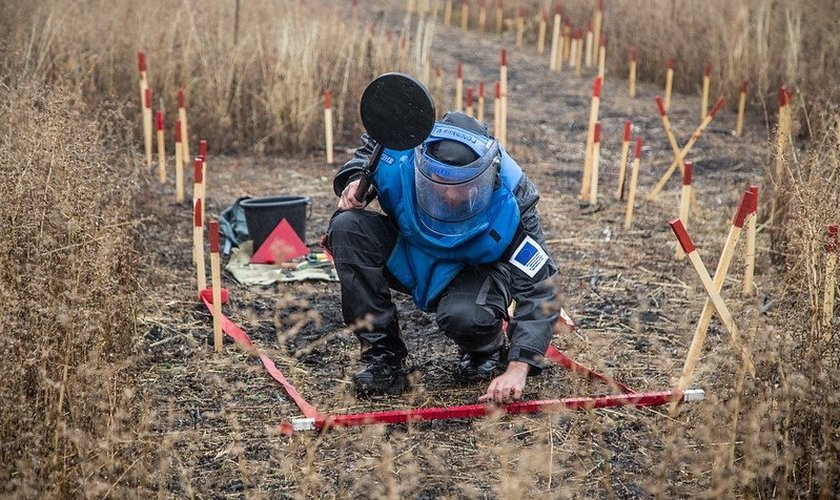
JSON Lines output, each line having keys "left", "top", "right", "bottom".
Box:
{"left": 354, "top": 143, "right": 385, "bottom": 203}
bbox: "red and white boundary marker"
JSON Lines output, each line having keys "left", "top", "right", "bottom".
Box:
{"left": 675, "top": 161, "right": 693, "bottom": 260}
{"left": 174, "top": 118, "right": 185, "bottom": 203}
{"left": 193, "top": 195, "right": 206, "bottom": 296}
{"left": 549, "top": 6, "right": 562, "bottom": 72}
{"left": 580, "top": 76, "right": 602, "bottom": 203}
{"left": 656, "top": 95, "right": 684, "bottom": 173}
{"left": 597, "top": 34, "right": 607, "bottom": 81}
{"left": 736, "top": 80, "right": 748, "bottom": 137}
{"left": 465, "top": 86, "right": 474, "bottom": 118}
{"left": 584, "top": 21, "right": 593, "bottom": 68}
{"left": 628, "top": 47, "right": 637, "bottom": 98}
{"left": 537, "top": 9, "right": 547, "bottom": 54}
{"left": 323, "top": 91, "right": 334, "bottom": 164}
{"left": 623, "top": 138, "right": 643, "bottom": 229}
{"left": 742, "top": 185, "right": 759, "bottom": 296}
{"left": 616, "top": 120, "right": 631, "bottom": 200}
{"left": 589, "top": 121, "right": 602, "bottom": 205}
{"left": 499, "top": 49, "right": 508, "bottom": 147}
{"left": 700, "top": 64, "right": 711, "bottom": 120}
{"left": 178, "top": 89, "right": 191, "bottom": 163}
{"left": 593, "top": 0, "right": 603, "bottom": 60}
{"left": 156, "top": 110, "right": 166, "bottom": 184}
{"left": 199, "top": 140, "right": 208, "bottom": 204}
{"left": 143, "top": 87, "right": 153, "bottom": 170}
{"left": 664, "top": 57, "right": 675, "bottom": 111}
{"left": 209, "top": 219, "right": 223, "bottom": 352}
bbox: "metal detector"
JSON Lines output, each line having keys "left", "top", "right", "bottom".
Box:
{"left": 353, "top": 72, "right": 436, "bottom": 202}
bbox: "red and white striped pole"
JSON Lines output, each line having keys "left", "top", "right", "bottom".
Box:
{"left": 675, "top": 161, "right": 693, "bottom": 260}
{"left": 664, "top": 57, "right": 675, "bottom": 111}
{"left": 669, "top": 218, "right": 755, "bottom": 375}
{"left": 589, "top": 122, "right": 602, "bottom": 205}
{"left": 736, "top": 80, "right": 748, "bottom": 137}
{"left": 628, "top": 47, "right": 637, "bottom": 98}
{"left": 156, "top": 110, "right": 166, "bottom": 184}
{"left": 477, "top": 81, "right": 485, "bottom": 123}
{"left": 174, "top": 118, "right": 184, "bottom": 203}
{"left": 193, "top": 167, "right": 207, "bottom": 297}
{"left": 178, "top": 89, "right": 191, "bottom": 163}
{"left": 823, "top": 224, "right": 839, "bottom": 328}
{"left": 455, "top": 63, "right": 463, "bottom": 112}
{"left": 465, "top": 86, "right": 474, "bottom": 118}
{"left": 672, "top": 190, "right": 755, "bottom": 412}
{"left": 143, "top": 87, "right": 153, "bottom": 169}
{"left": 624, "top": 137, "right": 643, "bottom": 229}
{"left": 700, "top": 64, "right": 711, "bottom": 120}
{"left": 499, "top": 49, "right": 508, "bottom": 147}
{"left": 209, "top": 219, "right": 223, "bottom": 352}
{"left": 617, "top": 120, "right": 631, "bottom": 200}
{"left": 743, "top": 185, "right": 759, "bottom": 296}
{"left": 323, "top": 91, "right": 334, "bottom": 164}
{"left": 581, "top": 76, "right": 602, "bottom": 203}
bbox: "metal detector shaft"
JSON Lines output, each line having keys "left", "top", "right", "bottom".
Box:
{"left": 354, "top": 143, "right": 385, "bottom": 203}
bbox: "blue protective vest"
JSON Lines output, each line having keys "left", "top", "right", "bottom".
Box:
{"left": 372, "top": 147, "right": 523, "bottom": 310}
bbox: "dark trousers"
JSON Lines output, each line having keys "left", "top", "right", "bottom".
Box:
{"left": 327, "top": 209, "right": 510, "bottom": 360}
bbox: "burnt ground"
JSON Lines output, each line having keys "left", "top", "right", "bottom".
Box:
{"left": 134, "top": 5, "right": 777, "bottom": 498}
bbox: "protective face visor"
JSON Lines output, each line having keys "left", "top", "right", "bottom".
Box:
{"left": 414, "top": 124, "right": 501, "bottom": 236}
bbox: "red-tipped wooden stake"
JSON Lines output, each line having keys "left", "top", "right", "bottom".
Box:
{"left": 584, "top": 20, "right": 594, "bottom": 67}
{"left": 444, "top": 0, "right": 453, "bottom": 25}
{"left": 323, "top": 92, "right": 334, "bottom": 164}
{"left": 209, "top": 219, "right": 223, "bottom": 352}
{"left": 178, "top": 88, "right": 191, "bottom": 164}
{"left": 143, "top": 87, "right": 153, "bottom": 169}
{"left": 193, "top": 157, "right": 205, "bottom": 266}
{"left": 824, "top": 224, "right": 839, "bottom": 328}
{"left": 574, "top": 29, "right": 584, "bottom": 76}
{"left": 675, "top": 161, "right": 694, "bottom": 260}
{"left": 669, "top": 218, "right": 755, "bottom": 376}
{"left": 460, "top": 0, "right": 470, "bottom": 30}
{"left": 617, "top": 120, "right": 631, "bottom": 200}
{"left": 736, "top": 80, "right": 748, "bottom": 137}
{"left": 648, "top": 97, "right": 724, "bottom": 200}
{"left": 597, "top": 34, "right": 607, "bottom": 80}
{"left": 589, "top": 122, "right": 602, "bottom": 204}
{"left": 478, "top": 0, "right": 487, "bottom": 32}
{"left": 593, "top": 0, "right": 604, "bottom": 57}
{"left": 493, "top": 80, "right": 501, "bottom": 138}
{"left": 580, "top": 76, "right": 602, "bottom": 202}
{"left": 199, "top": 140, "right": 208, "bottom": 202}
{"left": 562, "top": 19, "right": 571, "bottom": 62}
{"left": 477, "top": 81, "right": 486, "bottom": 123}
{"left": 174, "top": 119, "right": 184, "bottom": 203}
{"left": 628, "top": 47, "right": 637, "bottom": 98}
{"left": 194, "top": 198, "right": 207, "bottom": 296}
{"left": 664, "top": 58, "right": 675, "bottom": 111}
{"left": 515, "top": 7, "right": 525, "bottom": 48}
{"left": 495, "top": 0, "right": 503, "bottom": 35}
{"left": 499, "top": 49, "right": 508, "bottom": 147}
{"left": 769, "top": 86, "right": 794, "bottom": 225}
{"left": 138, "top": 52, "right": 150, "bottom": 166}
{"left": 549, "top": 7, "right": 562, "bottom": 71}
{"left": 465, "top": 86, "right": 474, "bottom": 118}
{"left": 455, "top": 63, "right": 464, "bottom": 112}
{"left": 137, "top": 51, "right": 147, "bottom": 87}
{"left": 434, "top": 64, "right": 443, "bottom": 119}
{"left": 624, "top": 138, "right": 643, "bottom": 229}
{"left": 656, "top": 95, "right": 685, "bottom": 175}
{"left": 743, "top": 185, "right": 759, "bottom": 296}
{"left": 671, "top": 190, "right": 756, "bottom": 413}
{"left": 700, "top": 64, "right": 711, "bottom": 120}
{"left": 156, "top": 110, "right": 166, "bottom": 184}
{"left": 537, "top": 10, "right": 548, "bottom": 54}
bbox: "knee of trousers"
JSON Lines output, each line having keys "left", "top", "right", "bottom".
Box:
{"left": 327, "top": 210, "right": 390, "bottom": 264}
{"left": 436, "top": 297, "right": 503, "bottom": 339}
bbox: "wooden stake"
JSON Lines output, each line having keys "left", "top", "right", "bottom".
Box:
{"left": 193, "top": 157, "right": 205, "bottom": 266}
{"left": 178, "top": 89, "right": 190, "bottom": 164}
{"left": 466, "top": 86, "right": 474, "bottom": 118}
{"left": 743, "top": 185, "right": 759, "bottom": 296}
{"left": 597, "top": 35, "right": 606, "bottom": 80}
{"left": 648, "top": 97, "right": 724, "bottom": 200}
{"left": 156, "top": 110, "right": 166, "bottom": 184}
{"left": 769, "top": 86, "right": 793, "bottom": 226}
{"left": 444, "top": 0, "right": 453, "bottom": 25}
{"left": 143, "top": 87, "right": 153, "bottom": 170}
{"left": 628, "top": 47, "right": 637, "bottom": 98}
{"left": 209, "top": 219, "right": 223, "bottom": 352}
{"left": 624, "top": 138, "right": 643, "bottom": 229}
{"left": 670, "top": 218, "right": 755, "bottom": 376}
{"left": 593, "top": 0, "right": 603, "bottom": 58}
{"left": 537, "top": 10, "right": 547, "bottom": 54}
{"left": 407, "top": 0, "right": 416, "bottom": 15}
{"left": 562, "top": 20, "right": 571, "bottom": 62}
{"left": 584, "top": 21, "right": 593, "bottom": 67}
{"left": 455, "top": 63, "right": 464, "bottom": 112}
{"left": 589, "top": 122, "right": 602, "bottom": 205}
{"left": 194, "top": 198, "right": 207, "bottom": 296}
{"left": 671, "top": 190, "right": 755, "bottom": 412}
{"left": 549, "top": 9, "right": 561, "bottom": 71}
{"left": 499, "top": 49, "right": 508, "bottom": 147}
{"left": 580, "top": 76, "right": 602, "bottom": 202}
{"left": 460, "top": 0, "right": 469, "bottom": 30}
{"left": 616, "top": 120, "right": 631, "bottom": 200}
{"left": 422, "top": 54, "right": 431, "bottom": 87}
{"left": 655, "top": 95, "right": 684, "bottom": 174}
{"left": 824, "top": 224, "right": 839, "bottom": 328}
{"left": 495, "top": 0, "right": 503, "bottom": 35}
{"left": 174, "top": 119, "right": 184, "bottom": 203}
{"left": 515, "top": 7, "right": 525, "bottom": 48}
{"left": 700, "top": 64, "right": 711, "bottom": 120}
{"left": 574, "top": 30, "right": 584, "bottom": 76}
{"left": 664, "top": 58, "right": 675, "bottom": 111}
{"left": 199, "top": 140, "right": 208, "bottom": 203}
{"left": 675, "top": 161, "right": 693, "bottom": 260}
{"left": 478, "top": 0, "right": 487, "bottom": 32}
{"left": 735, "top": 80, "right": 748, "bottom": 137}
{"left": 477, "top": 81, "right": 485, "bottom": 123}
{"left": 324, "top": 92, "right": 334, "bottom": 164}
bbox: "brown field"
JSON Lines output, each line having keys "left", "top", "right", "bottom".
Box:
{"left": 1, "top": 0, "right": 838, "bottom": 497}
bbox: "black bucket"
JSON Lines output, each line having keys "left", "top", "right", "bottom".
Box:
{"left": 241, "top": 195, "right": 310, "bottom": 251}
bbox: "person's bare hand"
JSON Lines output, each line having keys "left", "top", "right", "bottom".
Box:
{"left": 478, "top": 361, "right": 529, "bottom": 404}
{"left": 338, "top": 178, "right": 368, "bottom": 211}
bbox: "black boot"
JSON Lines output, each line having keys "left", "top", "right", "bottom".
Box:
{"left": 353, "top": 351, "right": 408, "bottom": 396}
{"left": 457, "top": 351, "right": 501, "bottom": 382}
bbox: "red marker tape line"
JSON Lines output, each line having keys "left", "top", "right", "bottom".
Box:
{"left": 669, "top": 218, "right": 695, "bottom": 254}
